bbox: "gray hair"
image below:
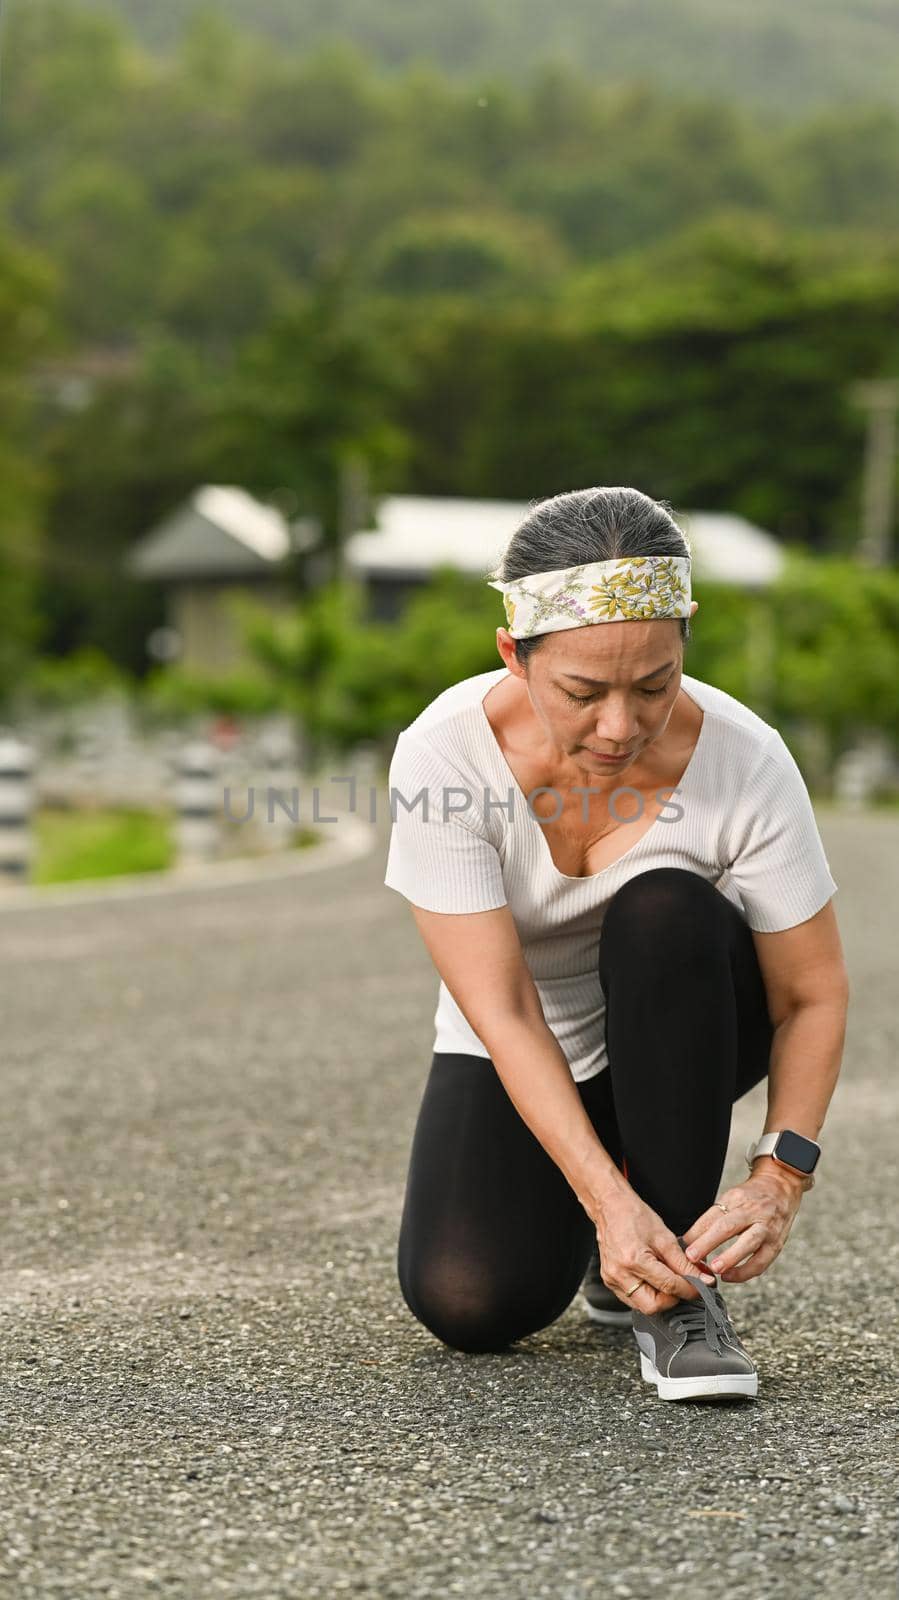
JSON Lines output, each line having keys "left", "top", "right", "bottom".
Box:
{"left": 490, "top": 486, "right": 693, "bottom": 668}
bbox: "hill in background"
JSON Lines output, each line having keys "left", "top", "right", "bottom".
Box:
{"left": 78, "top": 0, "right": 899, "bottom": 116}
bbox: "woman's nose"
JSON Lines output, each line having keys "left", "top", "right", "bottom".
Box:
{"left": 594, "top": 703, "right": 640, "bottom": 743}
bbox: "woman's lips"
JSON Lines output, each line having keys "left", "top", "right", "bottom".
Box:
{"left": 581, "top": 748, "right": 633, "bottom": 762}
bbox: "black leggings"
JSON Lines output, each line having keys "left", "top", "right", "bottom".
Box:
{"left": 396, "top": 867, "right": 774, "bottom": 1353}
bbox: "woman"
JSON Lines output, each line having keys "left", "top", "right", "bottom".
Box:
{"left": 383, "top": 487, "right": 849, "bottom": 1402}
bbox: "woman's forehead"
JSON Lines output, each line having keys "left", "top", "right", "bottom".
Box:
{"left": 537, "top": 622, "right": 681, "bottom": 681}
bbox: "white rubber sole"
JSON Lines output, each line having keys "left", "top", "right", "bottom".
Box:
{"left": 639, "top": 1349, "right": 758, "bottom": 1401}
{"left": 582, "top": 1294, "right": 632, "bottom": 1328}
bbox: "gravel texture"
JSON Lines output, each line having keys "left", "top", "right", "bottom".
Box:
{"left": 0, "top": 801, "right": 895, "bottom": 1598}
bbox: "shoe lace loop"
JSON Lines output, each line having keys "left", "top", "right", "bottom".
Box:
{"left": 668, "top": 1274, "right": 735, "bottom": 1357}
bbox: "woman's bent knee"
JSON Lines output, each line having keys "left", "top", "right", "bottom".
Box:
{"left": 600, "top": 867, "right": 731, "bottom": 974}
{"left": 397, "top": 1253, "right": 541, "bottom": 1354}
{"left": 409, "top": 1301, "right": 518, "bottom": 1354}
{"left": 605, "top": 867, "right": 723, "bottom": 928}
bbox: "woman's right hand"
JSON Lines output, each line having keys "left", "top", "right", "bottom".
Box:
{"left": 592, "top": 1180, "right": 716, "bottom": 1315}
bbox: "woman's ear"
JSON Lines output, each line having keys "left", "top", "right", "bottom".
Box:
{"left": 496, "top": 628, "right": 526, "bottom": 679}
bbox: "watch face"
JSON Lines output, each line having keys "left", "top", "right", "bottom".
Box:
{"left": 775, "top": 1130, "right": 820, "bottom": 1174}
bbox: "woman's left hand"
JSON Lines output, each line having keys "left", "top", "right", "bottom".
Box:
{"left": 680, "top": 1163, "right": 811, "bottom": 1284}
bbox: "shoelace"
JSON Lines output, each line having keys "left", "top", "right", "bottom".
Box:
{"left": 665, "top": 1274, "right": 737, "bottom": 1357}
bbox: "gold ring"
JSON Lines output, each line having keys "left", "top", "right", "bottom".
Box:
{"left": 624, "top": 1280, "right": 643, "bottom": 1297}
{"left": 715, "top": 1201, "right": 730, "bottom": 1213}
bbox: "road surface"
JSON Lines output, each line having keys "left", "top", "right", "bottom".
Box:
{"left": 0, "top": 801, "right": 894, "bottom": 1597}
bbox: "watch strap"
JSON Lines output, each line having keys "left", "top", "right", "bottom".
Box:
{"left": 745, "top": 1132, "right": 780, "bottom": 1165}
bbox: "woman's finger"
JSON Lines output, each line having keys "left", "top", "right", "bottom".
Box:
{"left": 634, "top": 1249, "right": 715, "bottom": 1300}
{"left": 681, "top": 1208, "right": 731, "bottom": 1251}
{"left": 685, "top": 1213, "right": 750, "bottom": 1265}
{"left": 622, "top": 1279, "right": 678, "bottom": 1315}
{"left": 719, "top": 1240, "right": 781, "bottom": 1284}
{"left": 605, "top": 1264, "right": 685, "bottom": 1313}
{"left": 706, "top": 1221, "right": 767, "bottom": 1275}
{"left": 681, "top": 1193, "right": 746, "bottom": 1250}
{"left": 659, "top": 1237, "right": 717, "bottom": 1289}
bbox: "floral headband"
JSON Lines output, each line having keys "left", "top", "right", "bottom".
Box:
{"left": 486, "top": 555, "right": 692, "bottom": 638}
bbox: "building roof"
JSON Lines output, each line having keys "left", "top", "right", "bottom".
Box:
{"left": 345, "top": 495, "right": 785, "bottom": 589}
{"left": 676, "top": 511, "right": 784, "bottom": 586}
{"left": 345, "top": 496, "right": 522, "bottom": 581}
{"left": 127, "top": 486, "right": 319, "bottom": 581}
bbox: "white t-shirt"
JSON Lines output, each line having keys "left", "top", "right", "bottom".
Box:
{"left": 383, "top": 667, "right": 838, "bottom": 1083}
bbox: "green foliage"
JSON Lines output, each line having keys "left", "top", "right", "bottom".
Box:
{"left": 140, "top": 664, "right": 284, "bottom": 719}
{"left": 0, "top": 227, "right": 59, "bottom": 708}
{"left": 237, "top": 579, "right": 371, "bottom": 759}
{"left": 322, "top": 570, "right": 504, "bottom": 744}
{"left": 203, "top": 276, "right": 414, "bottom": 543}
{"left": 16, "top": 646, "right": 134, "bottom": 708}
{"left": 241, "top": 572, "right": 502, "bottom": 755}
{"left": 434, "top": 217, "right": 899, "bottom": 545}
{"left": 36, "top": 336, "right": 231, "bottom": 671}
{"left": 656, "top": 552, "right": 899, "bottom": 761}
{"left": 35, "top": 160, "right": 164, "bottom": 341}
{"left": 7, "top": 9, "right": 899, "bottom": 353}
{"left": 363, "top": 210, "right": 568, "bottom": 298}
{"left": 768, "top": 551, "right": 899, "bottom": 747}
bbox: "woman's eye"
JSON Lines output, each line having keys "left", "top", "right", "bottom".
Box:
{"left": 562, "top": 685, "right": 667, "bottom": 704}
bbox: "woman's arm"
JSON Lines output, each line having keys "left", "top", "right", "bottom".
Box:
{"left": 409, "top": 902, "right": 711, "bottom": 1310}
{"left": 751, "top": 898, "right": 850, "bottom": 1141}
{"left": 683, "top": 899, "right": 850, "bottom": 1280}
{"left": 410, "top": 904, "right": 622, "bottom": 1197}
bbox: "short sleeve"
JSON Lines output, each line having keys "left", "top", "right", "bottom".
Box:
{"left": 383, "top": 733, "right": 508, "bottom": 914}
{"left": 725, "top": 732, "right": 838, "bottom": 933}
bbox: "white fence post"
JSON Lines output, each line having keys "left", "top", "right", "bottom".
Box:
{"left": 348, "top": 739, "right": 380, "bottom": 824}
{"left": 0, "top": 737, "right": 35, "bottom": 885}
{"left": 259, "top": 726, "right": 298, "bottom": 852}
{"left": 833, "top": 734, "right": 892, "bottom": 811}
{"left": 74, "top": 719, "right": 105, "bottom": 802}
{"left": 174, "top": 741, "right": 220, "bottom": 864}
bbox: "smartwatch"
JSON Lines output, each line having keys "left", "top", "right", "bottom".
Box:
{"left": 745, "top": 1130, "right": 821, "bottom": 1177}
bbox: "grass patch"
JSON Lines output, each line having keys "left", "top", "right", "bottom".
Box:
{"left": 33, "top": 807, "right": 174, "bottom": 884}
{"left": 32, "top": 808, "right": 321, "bottom": 884}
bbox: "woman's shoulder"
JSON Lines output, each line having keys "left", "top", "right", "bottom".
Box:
{"left": 682, "top": 673, "right": 778, "bottom": 772}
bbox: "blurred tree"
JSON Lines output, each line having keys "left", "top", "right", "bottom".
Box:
{"left": 0, "top": 1, "right": 128, "bottom": 158}
{"left": 775, "top": 108, "right": 899, "bottom": 234}
{"left": 35, "top": 161, "right": 164, "bottom": 341}
{"left": 83, "top": 0, "right": 899, "bottom": 117}
{"left": 362, "top": 208, "right": 567, "bottom": 296}
{"left": 202, "top": 271, "right": 414, "bottom": 549}
{"left": 240, "top": 569, "right": 503, "bottom": 762}
{"left": 768, "top": 551, "right": 899, "bottom": 750}
{"left": 0, "top": 229, "right": 57, "bottom": 708}
{"left": 157, "top": 168, "right": 326, "bottom": 342}
{"left": 35, "top": 337, "right": 219, "bottom": 671}
{"left": 242, "top": 41, "right": 384, "bottom": 169}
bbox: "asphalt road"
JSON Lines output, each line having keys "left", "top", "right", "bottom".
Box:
{"left": 0, "top": 800, "right": 895, "bottom": 1598}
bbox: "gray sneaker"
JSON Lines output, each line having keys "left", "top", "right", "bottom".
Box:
{"left": 632, "top": 1273, "right": 758, "bottom": 1401}
{"left": 580, "top": 1241, "right": 632, "bottom": 1328}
